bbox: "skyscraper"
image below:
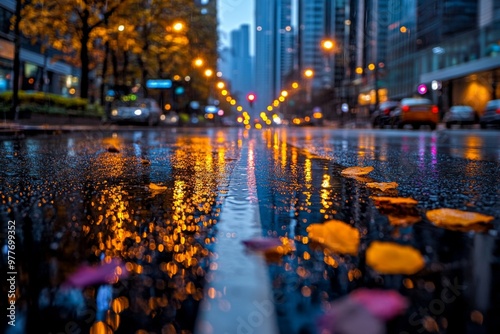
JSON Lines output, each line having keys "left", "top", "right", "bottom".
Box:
{"left": 254, "top": 0, "right": 294, "bottom": 114}
{"left": 230, "top": 25, "right": 253, "bottom": 105}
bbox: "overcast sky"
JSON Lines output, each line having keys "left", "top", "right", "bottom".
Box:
{"left": 217, "top": 0, "right": 254, "bottom": 54}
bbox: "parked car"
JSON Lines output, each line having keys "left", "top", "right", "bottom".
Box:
{"left": 161, "top": 111, "right": 180, "bottom": 126}
{"left": 390, "top": 98, "right": 439, "bottom": 130}
{"left": 109, "top": 98, "right": 161, "bottom": 126}
{"left": 371, "top": 101, "right": 399, "bottom": 128}
{"left": 479, "top": 99, "right": 500, "bottom": 129}
{"left": 443, "top": 105, "right": 479, "bottom": 128}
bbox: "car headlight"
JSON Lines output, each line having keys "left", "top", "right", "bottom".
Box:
{"left": 134, "top": 109, "right": 142, "bottom": 116}
{"left": 111, "top": 109, "right": 118, "bottom": 116}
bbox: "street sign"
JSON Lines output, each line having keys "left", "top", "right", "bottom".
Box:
{"left": 146, "top": 79, "right": 172, "bottom": 89}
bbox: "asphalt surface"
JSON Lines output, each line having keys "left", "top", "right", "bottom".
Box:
{"left": 1, "top": 126, "right": 499, "bottom": 334}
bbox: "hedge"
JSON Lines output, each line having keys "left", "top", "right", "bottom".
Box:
{"left": 0, "top": 91, "right": 104, "bottom": 118}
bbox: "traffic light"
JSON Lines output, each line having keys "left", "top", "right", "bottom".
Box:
{"left": 247, "top": 93, "right": 256, "bottom": 108}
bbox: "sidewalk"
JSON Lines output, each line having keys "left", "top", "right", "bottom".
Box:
{"left": 0, "top": 114, "right": 109, "bottom": 137}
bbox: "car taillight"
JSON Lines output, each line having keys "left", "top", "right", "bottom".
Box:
{"left": 496, "top": 108, "right": 500, "bottom": 114}
{"left": 402, "top": 105, "right": 410, "bottom": 112}
{"left": 384, "top": 108, "right": 390, "bottom": 115}
{"left": 431, "top": 106, "right": 439, "bottom": 114}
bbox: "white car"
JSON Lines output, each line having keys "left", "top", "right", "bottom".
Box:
{"left": 110, "top": 98, "right": 161, "bottom": 126}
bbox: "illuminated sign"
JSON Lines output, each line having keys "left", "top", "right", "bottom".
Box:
{"left": 146, "top": 79, "right": 172, "bottom": 89}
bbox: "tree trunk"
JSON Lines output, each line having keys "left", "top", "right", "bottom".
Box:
{"left": 11, "top": 0, "right": 22, "bottom": 120}
{"left": 100, "top": 41, "right": 109, "bottom": 106}
{"left": 80, "top": 32, "right": 90, "bottom": 99}
{"left": 79, "top": 10, "right": 91, "bottom": 99}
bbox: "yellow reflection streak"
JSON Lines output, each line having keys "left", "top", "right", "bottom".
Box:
{"left": 464, "top": 136, "right": 483, "bottom": 161}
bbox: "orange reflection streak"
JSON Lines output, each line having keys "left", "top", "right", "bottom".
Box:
{"left": 357, "top": 133, "right": 376, "bottom": 160}
{"left": 464, "top": 136, "right": 483, "bottom": 161}
{"left": 80, "top": 133, "right": 236, "bottom": 332}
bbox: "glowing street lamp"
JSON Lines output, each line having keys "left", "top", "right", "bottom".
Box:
{"left": 204, "top": 69, "right": 213, "bottom": 77}
{"left": 194, "top": 58, "right": 204, "bottom": 67}
{"left": 304, "top": 69, "right": 314, "bottom": 103}
{"left": 321, "top": 39, "right": 335, "bottom": 52}
{"left": 304, "top": 69, "right": 314, "bottom": 78}
{"left": 173, "top": 21, "right": 184, "bottom": 32}
{"left": 216, "top": 81, "right": 225, "bottom": 89}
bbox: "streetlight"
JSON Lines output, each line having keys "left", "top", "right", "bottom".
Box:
{"left": 365, "top": 62, "right": 385, "bottom": 112}
{"left": 216, "top": 81, "right": 225, "bottom": 89}
{"left": 321, "top": 39, "right": 335, "bottom": 52}
{"left": 204, "top": 69, "right": 213, "bottom": 78}
{"left": 304, "top": 68, "right": 314, "bottom": 103}
{"left": 173, "top": 21, "right": 184, "bottom": 32}
{"left": 194, "top": 58, "right": 204, "bottom": 67}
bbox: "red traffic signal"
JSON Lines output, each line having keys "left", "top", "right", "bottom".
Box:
{"left": 247, "top": 93, "right": 256, "bottom": 108}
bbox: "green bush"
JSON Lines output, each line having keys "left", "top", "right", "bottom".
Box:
{"left": 0, "top": 91, "right": 104, "bottom": 118}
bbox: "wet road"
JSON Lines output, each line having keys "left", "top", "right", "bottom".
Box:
{"left": 1, "top": 127, "right": 499, "bottom": 334}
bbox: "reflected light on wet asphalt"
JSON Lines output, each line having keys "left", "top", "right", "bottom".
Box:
{"left": 0, "top": 127, "right": 499, "bottom": 334}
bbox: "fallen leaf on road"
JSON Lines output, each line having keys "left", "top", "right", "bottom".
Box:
{"left": 307, "top": 220, "right": 360, "bottom": 256}
{"left": 341, "top": 166, "right": 374, "bottom": 177}
{"left": 242, "top": 237, "right": 295, "bottom": 261}
{"left": 366, "top": 241, "right": 425, "bottom": 275}
{"left": 63, "top": 258, "right": 128, "bottom": 288}
{"left": 316, "top": 288, "right": 408, "bottom": 334}
{"left": 426, "top": 208, "right": 494, "bottom": 228}
{"left": 387, "top": 214, "right": 421, "bottom": 226}
{"left": 149, "top": 183, "right": 168, "bottom": 192}
{"left": 371, "top": 196, "right": 418, "bottom": 206}
{"left": 350, "top": 288, "right": 408, "bottom": 321}
{"left": 317, "top": 299, "right": 384, "bottom": 334}
{"left": 366, "top": 182, "right": 399, "bottom": 191}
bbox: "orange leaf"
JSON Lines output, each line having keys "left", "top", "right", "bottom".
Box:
{"left": 306, "top": 220, "right": 360, "bottom": 256}
{"left": 366, "top": 182, "right": 399, "bottom": 191}
{"left": 366, "top": 241, "right": 425, "bottom": 275}
{"left": 426, "top": 208, "right": 494, "bottom": 227}
{"left": 341, "top": 166, "right": 374, "bottom": 177}
{"left": 371, "top": 196, "right": 418, "bottom": 206}
{"left": 387, "top": 215, "right": 421, "bottom": 226}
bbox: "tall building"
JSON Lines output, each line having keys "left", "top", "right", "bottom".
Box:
{"left": 355, "top": 0, "right": 391, "bottom": 112}
{"left": 230, "top": 25, "right": 253, "bottom": 105}
{"left": 297, "top": 0, "right": 336, "bottom": 90}
{"left": 386, "top": 0, "right": 418, "bottom": 99}
{"left": 416, "top": 0, "right": 478, "bottom": 50}
{"left": 254, "top": 0, "right": 294, "bottom": 114}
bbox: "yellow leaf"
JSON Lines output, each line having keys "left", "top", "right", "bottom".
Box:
{"left": 366, "top": 241, "right": 425, "bottom": 275}
{"left": 149, "top": 183, "right": 167, "bottom": 191}
{"left": 306, "top": 220, "right": 360, "bottom": 256}
{"left": 387, "top": 215, "right": 421, "bottom": 226}
{"left": 366, "top": 182, "right": 399, "bottom": 191}
{"left": 264, "top": 238, "right": 296, "bottom": 260}
{"left": 371, "top": 196, "right": 418, "bottom": 206}
{"left": 426, "top": 208, "right": 494, "bottom": 228}
{"left": 341, "top": 166, "right": 374, "bottom": 177}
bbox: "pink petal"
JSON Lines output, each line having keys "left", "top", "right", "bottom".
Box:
{"left": 350, "top": 288, "right": 408, "bottom": 321}
{"left": 241, "top": 237, "right": 282, "bottom": 251}
{"left": 63, "top": 258, "right": 128, "bottom": 288}
{"left": 317, "top": 298, "right": 384, "bottom": 334}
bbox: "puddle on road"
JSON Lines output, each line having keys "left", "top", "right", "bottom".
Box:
{"left": 254, "top": 130, "right": 500, "bottom": 334}
{"left": 0, "top": 130, "right": 240, "bottom": 334}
